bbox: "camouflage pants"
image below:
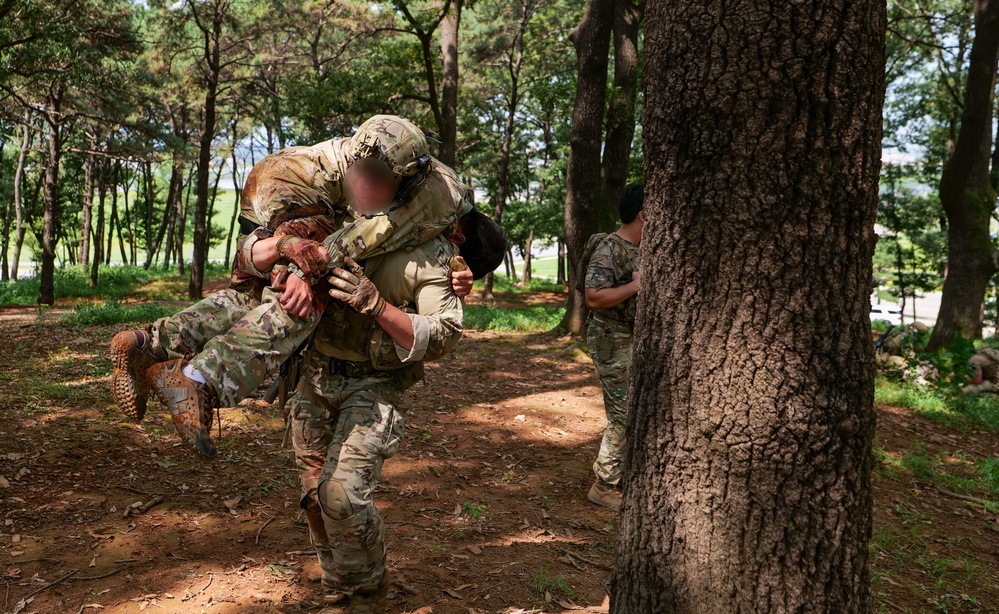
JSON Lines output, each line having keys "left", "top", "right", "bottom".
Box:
{"left": 965, "top": 381, "right": 999, "bottom": 394}
{"left": 289, "top": 350, "right": 407, "bottom": 591}
{"left": 587, "top": 318, "right": 633, "bottom": 487}
{"left": 149, "top": 287, "right": 320, "bottom": 407}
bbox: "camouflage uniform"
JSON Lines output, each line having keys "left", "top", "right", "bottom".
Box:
{"left": 967, "top": 347, "right": 999, "bottom": 394}
{"left": 584, "top": 233, "right": 639, "bottom": 487}
{"left": 289, "top": 235, "right": 463, "bottom": 593}
{"left": 144, "top": 117, "right": 470, "bottom": 408}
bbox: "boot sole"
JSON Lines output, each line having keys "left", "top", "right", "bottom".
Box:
{"left": 148, "top": 362, "right": 218, "bottom": 460}
{"left": 110, "top": 332, "right": 157, "bottom": 421}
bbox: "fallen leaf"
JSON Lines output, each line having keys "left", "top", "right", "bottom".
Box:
{"left": 12, "top": 596, "right": 32, "bottom": 614}
{"left": 155, "top": 459, "right": 178, "bottom": 469}
{"left": 9, "top": 550, "right": 24, "bottom": 557}
{"left": 443, "top": 587, "right": 463, "bottom": 599}
{"left": 89, "top": 554, "right": 97, "bottom": 567}
{"left": 224, "top": 496, "right": 242, "bottom": 514}
{"left": 0, "top": 476, "right": 9, "bottom": 488}
{"left": 467, "top": 545, "right": 482, "bottom": 555}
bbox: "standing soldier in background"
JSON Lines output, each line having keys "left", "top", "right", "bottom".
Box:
{"left": 581, "top": 184, "right": 643, "bottom": 511}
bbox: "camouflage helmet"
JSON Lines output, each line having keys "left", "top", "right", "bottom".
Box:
{"left": 907, "top": 321, "right": 929, "bottom": 333}
{"left": 346, "top": 115, "right": 430, "bottom": 180}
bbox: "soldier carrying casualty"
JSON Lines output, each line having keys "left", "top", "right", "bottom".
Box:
{"left": 108, "top": 115, "right": 490, "bottom": 458}
{"left": 581, "top": 184, "right": 643, "bottom": 511}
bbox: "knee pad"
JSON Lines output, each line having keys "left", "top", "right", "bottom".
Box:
{"left": 318, "top": 478, "right": 355, "bottom": 521}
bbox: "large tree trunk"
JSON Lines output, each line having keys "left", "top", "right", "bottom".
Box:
{"left": 928, "top": 0, "right": 999, "bottom": 350}
{"left": 612, "top": 0, "right": 885, "bottom": 611}
{"left": 599, "top": 0, "right": 643, "bottom": 227}
{"left": 558, "top": 0, "right": 615, "bottom": 334}
{"left": 38, "top": 86, "right": 64, "bottom": 306}
{"left": 438, "top": 0, "right": 462, "bottom": 167}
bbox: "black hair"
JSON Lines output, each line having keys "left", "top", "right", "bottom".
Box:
{"left": 619, "top": 183, "right": 644, "bottom": 224}
{"left": 458, "top": 209, "right": 507, "bottom": 280}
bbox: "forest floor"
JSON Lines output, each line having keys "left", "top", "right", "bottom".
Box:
{"left": 0, "top": 281, "right": 997, "bottom": 613}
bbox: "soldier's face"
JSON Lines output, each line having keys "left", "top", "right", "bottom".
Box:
{"left": 346, "top": 162, "right": 398, "bottom": 214}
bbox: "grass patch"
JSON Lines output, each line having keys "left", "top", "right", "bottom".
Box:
{"left": 61, "top": 300, "right": 176, "bottom": 327}
{"left": 874, "top": 378, "right": 999, "bottom": 430}
{"left": 473, "top": 274, "right": 566, "bottom": 294}
{"left": 0, "top": 263, "right": 230, "bottom": 305}
{"left": 530, "top": 565, "right": 576, "bottom": 601}
{"left": 464, "top": 305, "right": 565, "bottom": 332}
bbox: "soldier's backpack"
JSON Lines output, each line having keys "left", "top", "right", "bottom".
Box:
{"left": 574, "top": 233, "right": 609, "bottom": 294}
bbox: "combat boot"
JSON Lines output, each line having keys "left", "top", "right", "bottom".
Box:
{"left": 146, "top": 359, "right": 218, "bottom": 459}
{"left": 110, "top": 329, "right": 166, "bottom": 421}
{"left": 587, "top": 480, "right": 622, "bottom": 511}
{"left": 347, "top": 570, "right": 390, "bottom": 614}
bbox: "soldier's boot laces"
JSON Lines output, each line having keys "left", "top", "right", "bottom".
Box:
{"left": 110, "top": 329, "right": 166, "bottom": 421}
{"left": 347, "top": 570, "right": 390, "bottom": 614}
{"left": 587, "top": 480, "right": 622, "bottom": 511}
{"left": 146, "top": 359, "right": 219, "bottom": 459}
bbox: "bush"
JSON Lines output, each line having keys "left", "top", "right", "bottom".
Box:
{"left": 61, "top": 300, "right": 176, "bottom": 327}
{"left": 464, "top": 305, "right": 565, "bottom": 332}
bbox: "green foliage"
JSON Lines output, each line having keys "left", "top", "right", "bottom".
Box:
{"left": 61, "top": 299, "right": 175, "bottom": 327}
{"left": 917, "top": 334, "right": 976, "bottom": 391}
{"left": 464, "top": 305, "right": 564, "bottom": 332}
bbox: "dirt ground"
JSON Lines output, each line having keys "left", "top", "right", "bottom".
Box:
{"left": 1, "top": 305, "right": 998, "bottom": 613}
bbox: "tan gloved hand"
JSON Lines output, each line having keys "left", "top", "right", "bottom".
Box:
{"left": 328, "top": 257, "right": 386, "bottom": 317}
{"left": 276, "top": 236, "right": 330, "bottom": 279}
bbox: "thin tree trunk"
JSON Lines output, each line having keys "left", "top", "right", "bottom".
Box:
{"left": 225, "top": 121, "right": 243, "bottom": 265}
{"left": 558, "top": 0, "right": 615, "bottom": 334}
{"left": 79, "top": 134, "right": 96, "bottom": 268}
{"left": 90, "top": 160, "right": 107, "bottom": 286}
{"left": 600, "top": 0, "right": 643, "bottom": 227}
{"left": 178, "top": 165, "right": 194, "bottom": 274}
{"left": 928, "top": 0, "right": 999, "bottom": 349}
{"left": 7, "top": 113, "right": 31, "bottom": 281}
{"left": 482, "top": 0, "right": 532, "bottom": 302}
{"left": 612, "top": 0, "right": 885, "bottom": 610}
{"left": 142, "top": 160, "right": 156, "bottom": 268}
{"left": 523, "top": 229, "right": 533, "bottom": 283}
{"left": 107, "top": 166, "right": 119, "bottom": 267}
{"left": 438, "top": 0, "right": 462, "bottom": 167}
{"left": 38, "top": 85, "right": 64, "bottom": 306}
{"left": 190, "top": 16, "right": 222, "bottom": 300}
{"left": 557, "top": 239, "right": 566, "bottom": 286}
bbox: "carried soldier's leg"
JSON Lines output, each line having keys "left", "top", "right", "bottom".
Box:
{"left": 586, "top": 323, "right": 632, "bottom": 511}
{"left": 147, "top": 287, "right": 320, "bottom": 458}
{"left": 317, "top": 384, "right": 404, "bottom": 614}
{"left": 110, "top": 289, "right": 258, "bottom": 421}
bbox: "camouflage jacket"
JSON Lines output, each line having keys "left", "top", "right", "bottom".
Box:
{"left": 584, "top": 232, "right": 640, "bottom": 326}
{"left": 312, "top": 234, "right": 464, "bottom": 378}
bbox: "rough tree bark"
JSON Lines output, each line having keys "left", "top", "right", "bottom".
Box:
{"left": 612, "top": 0, "right": 885, "bottom": 611}
{"left": 928, "top": 0, "right": 999, "bottom": 350}
{"left": 558, "top": 0, "right": 615, "bottom": 335}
